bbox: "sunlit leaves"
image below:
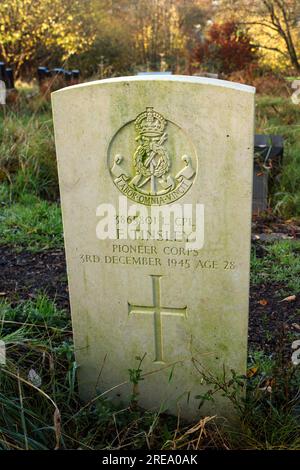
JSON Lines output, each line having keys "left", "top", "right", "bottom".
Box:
{"left": 0, "top": 0, "right": 95, "bottom": 74}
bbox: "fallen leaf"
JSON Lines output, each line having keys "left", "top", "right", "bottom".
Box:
{"left": 54, "top": 408, "right": 61, "bottom": 450}
{"left": 292, "top": 323, "right": 300, "bottom": 331}
{"left": 0, "top": 293, "right": 6, "bottom": 296}
{"left": 260, "top": 385, "right": 272, "bottom": 393}
{"left": 280, "top": 295, "right": 296, "bottom": 302}
{"left": 258, "top": 299, "right": 268, "bottom": 306}
{"left": 247, "top": 366, "right": 258, "bottom": 378}
{"left": 260, "top": 378, "right": 275, "bottom": 392}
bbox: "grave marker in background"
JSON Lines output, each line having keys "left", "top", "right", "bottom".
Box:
{"left": 0, "top": 80, "right": 6, "bottom": 105}
{"left": 52, "top": 76, "right": 255, "bottom": 421}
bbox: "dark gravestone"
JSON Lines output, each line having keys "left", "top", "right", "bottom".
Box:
{"left": 50, "top": 68, "right": 65, "bottom": 77}
{"left": 64, "top": 71, "right": 73, "bottom": 83}
{"left": 37, "top": 66, "right": 81, "bottom": 94}
{"left": 268, "top": 135, "right": 284, "bottom": 159}
{"left": 49, "top": 68, "right": 65, "bottom": 91}
{"left": 37, "top": 66, "right": 50, "bottom": 83}
{"left": 37, "top": 66, "right": 81, "bottom": 92}
{"left": 0, "top": 62, "right": 6, "bottom": 83}
{"left": 5, "top": 68, "right": 14, "bottom": 89}
{"left": 253, "top": 134, "right": 283, "bottom": 212}
{"left": 71, "top": 69, "right": 80, "bottom": 79}
{"left": 71, "top": 70, "right": 80, "bottom": 84}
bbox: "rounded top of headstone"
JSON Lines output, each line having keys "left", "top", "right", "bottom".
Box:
{"left": 51, "top": 74, "right": 255, "bottom": 95}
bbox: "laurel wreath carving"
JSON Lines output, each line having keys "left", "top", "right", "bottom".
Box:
{"left": 134, "top": 144, "right": 170, "bottom": 178}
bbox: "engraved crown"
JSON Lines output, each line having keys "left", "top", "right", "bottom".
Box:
{"left": 135, "top": 107, "right": 166, "bottom": 137}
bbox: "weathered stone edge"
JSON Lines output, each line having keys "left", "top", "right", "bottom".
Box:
{"left": 51, "top": 75, "right": 256, "bottom": 96}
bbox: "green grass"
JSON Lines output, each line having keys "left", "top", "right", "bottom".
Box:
{"left": 251, "top": 240, "right": 300, "bottom": 293}
{"left": 0, "top": 92, "right": 58, "bottom": 202}
{"left": 0, "top": 295, "right": 300, "bottom": 450}
{"left": 0, "top": 191, "right": 63, "bottom": 251}
{"left": 239, "top": 349, "right": 300, "bottom": 450}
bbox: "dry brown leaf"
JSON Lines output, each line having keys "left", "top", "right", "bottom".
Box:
{"left": 292, "top": 323, "right": 300, "bottom": 331}
{"left": 260, "top": 378, "right": 275, "bottom": 392}
{"left": 280, "top": 295, "right": 296, "bottom": 302}
{"left": 0, "top": 293, "right": 6, "bottom": 296}
{"left": 53, "top": 408, "right": 61, "bottom": 450}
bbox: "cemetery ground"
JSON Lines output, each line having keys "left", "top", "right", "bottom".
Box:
{"left": 0, "top": 87, "right": 300, "bottom": 450}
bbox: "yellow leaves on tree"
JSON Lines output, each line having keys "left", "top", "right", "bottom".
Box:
{"left": 215, "top": 0, "right": 300, "bottom": 71}
{"left": 0, "top": 0, "right": 95, "bottom": 74}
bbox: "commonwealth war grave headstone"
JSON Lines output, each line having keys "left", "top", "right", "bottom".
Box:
{"left": 52, "top": 76, "right": 255, "bottom": 421}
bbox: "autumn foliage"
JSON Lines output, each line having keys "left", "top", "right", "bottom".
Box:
{"left": 0, "top": 1, "right": 299, "bottom": 79}
{"left": 193, "top": 21, "right": 257, "bottom": 75}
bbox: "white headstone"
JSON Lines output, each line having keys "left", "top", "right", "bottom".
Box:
{"left": 0, "top": 80, "right": 6, "bottom": 105}
{"left": 52, "top": 76, "right": 255, "bottom": 421}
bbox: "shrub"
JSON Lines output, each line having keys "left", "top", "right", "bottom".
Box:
{"left": 193, "top": 21, "right": 257, "bottom": 75}
{"left": 228, "top": 64, "right": 290, "bottom": 96}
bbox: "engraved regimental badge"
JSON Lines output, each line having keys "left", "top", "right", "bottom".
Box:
{"left": 108, "top": 107, "right": 197, "bottom": 206}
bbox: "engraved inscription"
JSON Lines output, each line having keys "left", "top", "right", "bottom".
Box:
{"left": 128, "top": 274, "right": 187, "bottom": 363}
{"left": 79, "top": 244, "right": 238, "bottom": 271}
{"left": 108, "top": 107, "right": 197, "bottom": 205}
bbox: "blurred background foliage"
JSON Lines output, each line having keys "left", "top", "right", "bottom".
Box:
{"left": 0, "top": 0, "right": 299, "bottom": 78}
